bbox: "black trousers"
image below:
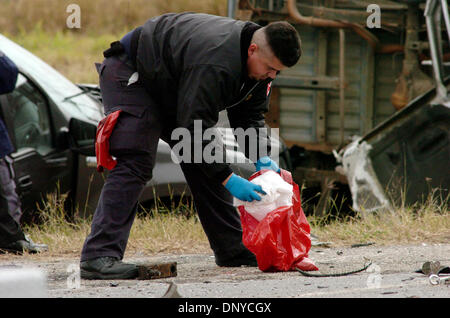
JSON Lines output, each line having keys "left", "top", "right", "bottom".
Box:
{"left": 0, "top": 158, "right": 25, "bottom": 246}
{"left": 80, "top": 56, "right": 247, "bottom": 261}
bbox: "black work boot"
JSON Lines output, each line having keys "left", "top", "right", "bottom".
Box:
{"left": 215, "top": 249, "right": 258, "bottom": 267}
{"left": 0, "top": 235, "right": 48, "bottom": 255}
{"left": 80, "top": 256, "right": 138, "bottom": 280}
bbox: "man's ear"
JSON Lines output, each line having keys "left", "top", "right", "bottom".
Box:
{"left": 248, "top": 43, "right": 258, "bottom": 57}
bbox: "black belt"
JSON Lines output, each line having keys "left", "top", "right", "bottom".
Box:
{"left": 103, "top": 41, "right": 125, "bottom": 58}
{"left": 103, "top": 43, "right": 134, "bottom": 69}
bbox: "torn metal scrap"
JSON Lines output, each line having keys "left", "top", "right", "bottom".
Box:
{"left": 335, "top": 85, "right": 450, "bottom": 215}
{"left": 419, "top": 261, "right": 450, "bottom": 285}
{"left": 162, "top": 282, "right": 182, "bottom": 298}
{"left": 137, "top": 262, "right": 177, "bottom": 280}
{"left": 332, "top": 0, "right": 450, "bottom": 215}
{"left": 420, "top": 261, "right": 450, "bottom": 276}
{"left": 334, "top": 138, "right": 393, "bottom": 214}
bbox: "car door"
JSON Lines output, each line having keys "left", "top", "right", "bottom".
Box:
{"left": 0, "top": 73, "right": 74, "bottom": 220}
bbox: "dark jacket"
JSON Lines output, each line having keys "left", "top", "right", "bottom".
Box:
{"left": 0, "top": 51, "right": 17, "bottom": 158}
{"left": 135, "top": 13, "right": 272, "bottom": 181}
{"left": 0, "top": 50, "right": 18, "bottom": 95}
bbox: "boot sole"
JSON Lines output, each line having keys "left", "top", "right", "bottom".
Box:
{"left": 216, "top": 259, "right": 258, "bottom": 267}
{"left": 80, "top": 268, "right": 138, "bottom": 280}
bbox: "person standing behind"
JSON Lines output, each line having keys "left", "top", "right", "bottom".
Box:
{"left": 0, "top": 50, "right": 48, "bottom": 254}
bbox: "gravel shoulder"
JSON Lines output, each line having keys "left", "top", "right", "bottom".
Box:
{"left": 0, "top": 243, "right": 449, "bottom": 298}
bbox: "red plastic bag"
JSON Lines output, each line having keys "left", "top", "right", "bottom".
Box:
{"left": 95, "top": 110, "right": 122, "bottom": 172}
{"left": 238, "top": 169, "right": 318, "bottom": 272}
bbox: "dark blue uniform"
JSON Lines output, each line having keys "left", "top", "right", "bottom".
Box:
{"left": 81, "top": 14, "right": 272, "bottom": 265}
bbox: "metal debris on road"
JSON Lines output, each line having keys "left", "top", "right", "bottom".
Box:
{"left": 162, "top": 282, "right": 182, "bottom": 298}
{"left": 421, "top": 261, "right": 449, "bottom": 275}
{"left": 351, "top": 242, "right": 375, "bottom": 248}
{"left": 420, "top": 261, "right": 450, "bottom": 286}
{"left": 137, "top": 262, "right": 177, "bottom": 280}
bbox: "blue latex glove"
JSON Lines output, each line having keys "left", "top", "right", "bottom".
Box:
{"left": 255, "top": 156, "right": 280, "bottom": 173}
{"left": 224, "top": 173, "right": 266, "bottom": 202}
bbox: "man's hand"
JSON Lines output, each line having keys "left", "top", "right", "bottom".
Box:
{"left": 223, "top": 173, "right": 266, "bottom": 202}
{"left": 255, "top": 156, "right": 280, "bottom": 173}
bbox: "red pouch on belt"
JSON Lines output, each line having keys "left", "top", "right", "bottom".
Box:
{"left": 238, "top": 169, "right": 318, "bottom": 272}
{"left": 95, "top": 110, "right": 122, "bottom": 172}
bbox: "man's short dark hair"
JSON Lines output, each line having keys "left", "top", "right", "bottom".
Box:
{"left": 264, "top": 22, "right": 302, "bottom": 67}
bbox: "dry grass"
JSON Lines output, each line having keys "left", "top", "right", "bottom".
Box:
{"left": 21, "top": 189, "right": 210, "bottom": 258}
{"left": 127, "top": 214, "right": 210, "bottom": 255}
{"left": 1, "top": 0, "right": 226, "bottom": 84}
{"left": 21, "top": 191, "right": 93, "bottom": 257}
{"left": 5, "top": 28, "right": 118, "bottom": 84}
{"left": 309, "top": 190, "right": 450, "bottom": 246}
{"left": 0, "top": 0, "right": 227, "bottom": 35}
{"left": 16, "top": 185, "right": 449, "bottom": 259}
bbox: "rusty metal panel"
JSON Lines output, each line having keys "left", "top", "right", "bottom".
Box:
{"left": 137, "top": 262, "right": 177, "bottom": 280}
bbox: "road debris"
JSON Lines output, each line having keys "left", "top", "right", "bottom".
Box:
{"left": 310, "top": 233, "right": 332, "bottom": 248}
{"left": 420, "top": 261, "right": 450, "bottom": 286}
{"left": 162, "top": 282, "right": 182, "bottom": 298}
{"left": 420, "top": 261, "right": 450, "bottom": 275}
{"left": 351, "top": 242, "right": 375, "bottom": 248}
{"left": 296, "top": 259, "right": 372, "bottom": 277}
{"left": 137, "top": 262, "right": 177, "bottom": 280}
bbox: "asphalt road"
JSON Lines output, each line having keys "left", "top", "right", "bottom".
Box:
{"left": 0, "top": 243, "right": 449, "bottom": 299}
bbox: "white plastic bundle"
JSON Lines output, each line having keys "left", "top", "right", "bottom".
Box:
{"left": 234, "top": 170, "right": 293, "bottom": 221}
